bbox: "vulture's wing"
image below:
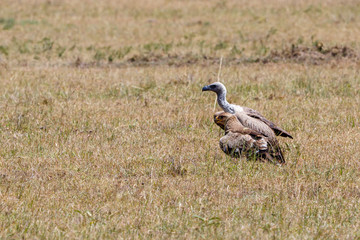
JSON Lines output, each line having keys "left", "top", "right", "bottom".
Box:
{"left": 232, "top": 127, "right": 263, "bottom": 138}
{"left": 234, "top": 111, "right": 276, "bottom": 140}
{"left": 243, "top": 107, "right": 293, "bottom": 139}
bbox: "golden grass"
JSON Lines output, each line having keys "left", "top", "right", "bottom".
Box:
{"left": 0, "top": 0, "right": 360, "bottom": 239}
{"left": 1, "top": 0, "right": 360, "bottom": 66}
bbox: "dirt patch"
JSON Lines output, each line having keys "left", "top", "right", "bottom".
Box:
{"left": 127, "top": 53, "right": 213, "bottom": 67}
{"left": 71, "top": 54, "right": 224, "bottom": 68}
{"left": 123, "top": 44, "right": 360, "bottom": 66}
{"left": 69, "top": 44, "right": 360, "bottom": 69}
{"left": 263, "top": 44, "right": 360, "bottom": 64}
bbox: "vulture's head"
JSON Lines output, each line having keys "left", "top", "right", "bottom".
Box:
{"left": 202, "top": 82, "right": 226, "bottom": 94}
{"left": 214, "top": 111, "right": 233, "bottom": 129}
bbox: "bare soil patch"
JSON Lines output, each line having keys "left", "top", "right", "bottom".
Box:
{"left": 70, "top": 44, "right": 360, "bottom": 69}
{"left": 263, "top": 44, "right": 360, "bottom": 64}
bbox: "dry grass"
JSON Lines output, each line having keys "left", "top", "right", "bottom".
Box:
{"left": 0, "top": 0, "right": 360, "bottom": 239}
{"left": 1, "top": 0, "right": 360, "bottom": 66}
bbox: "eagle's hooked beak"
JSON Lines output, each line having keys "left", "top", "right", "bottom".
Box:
{"left": 214, "top": 116, "right": 221, "bottom": 124}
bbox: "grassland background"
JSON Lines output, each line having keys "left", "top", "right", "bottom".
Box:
{"left": 0, "top": 0, "right": 360, "bottom": 239}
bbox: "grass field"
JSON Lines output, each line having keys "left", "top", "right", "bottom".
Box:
{"left": 1, "top": 0, "right": 360, "bottom": 239}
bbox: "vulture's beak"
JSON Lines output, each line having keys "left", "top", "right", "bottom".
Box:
{"left": 202, "top": 85, "right": 210, "bottom": 91}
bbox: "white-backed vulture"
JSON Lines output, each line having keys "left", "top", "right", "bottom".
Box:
{"left": 214, "top": 111, "right": 285, "bottom": 164}
{"left": 202, "top": 82, "right": 293, "bottom": 142}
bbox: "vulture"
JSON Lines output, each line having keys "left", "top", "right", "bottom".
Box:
{"left": 214, "top": 111, "right": 285, "bottom": 164}
{"left": 202, "top": 82, "right": 293, "bottom": 142}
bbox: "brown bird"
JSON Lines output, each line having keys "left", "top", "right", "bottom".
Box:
{"left": 214, "top": 111, "right": 285, "bottom": 164}
{"left": 203, "top": 82, "right": 293, "bottom": 142}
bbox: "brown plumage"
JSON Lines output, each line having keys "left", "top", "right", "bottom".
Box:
{"left": 203, "top": 82, "right": 293, "bottom": 140}
{"left": 214, "top": 111, "right": 285, "bottom": 164}
{"left": 242, "top": 107, "right": 293, "bottom": 138}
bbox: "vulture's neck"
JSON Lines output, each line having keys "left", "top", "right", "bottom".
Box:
{"left": 216, "top": 90, "right": 234, "bottom": 114}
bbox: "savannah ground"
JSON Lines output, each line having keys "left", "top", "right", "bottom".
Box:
{"left": 0, "top": 0, "right": 360, "bottom": 239}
